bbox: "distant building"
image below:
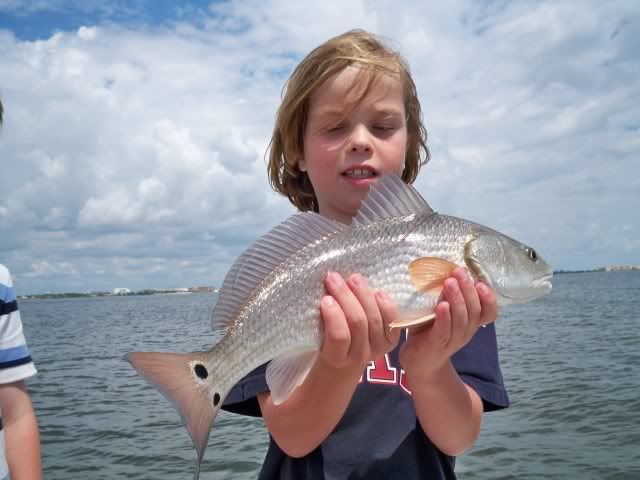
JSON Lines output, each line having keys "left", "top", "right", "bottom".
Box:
{"left": 605, "top": 265, "right": 640, "bottom": 272}
{"left": 188, "top": 286, "right": 215, "bottom": 293}
{"left": 112, "top": 287, "right": 132, "bottom": 295}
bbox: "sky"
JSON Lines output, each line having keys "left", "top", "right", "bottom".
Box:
{"left": 0, "top": 0, "right": 638, "bottom": 294}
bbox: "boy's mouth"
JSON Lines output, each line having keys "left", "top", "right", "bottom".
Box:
{"left": 342, "top": 166, "right": 379, "bottom": 180}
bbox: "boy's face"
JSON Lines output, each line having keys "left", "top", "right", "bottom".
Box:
{"left": 300, "top": 66, "right": 407, "bottom": 224}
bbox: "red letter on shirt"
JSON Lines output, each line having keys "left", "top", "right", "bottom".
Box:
{"left": 366, "top": 354, "right": 397, "bottom": 385}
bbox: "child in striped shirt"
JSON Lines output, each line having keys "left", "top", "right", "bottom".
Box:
{"left": 0, "top": 264, "right": 41, "bottom": 479}
{"left": 0, "top": 100, "right": 42, "bottom": 479}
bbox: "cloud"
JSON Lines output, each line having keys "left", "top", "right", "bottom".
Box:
{"left": 0, "top": 0, "right": 638, "bottom": 293}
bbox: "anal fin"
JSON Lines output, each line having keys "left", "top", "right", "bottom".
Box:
{"left": 266, "top": 349, "right": 319, "bottom": 405}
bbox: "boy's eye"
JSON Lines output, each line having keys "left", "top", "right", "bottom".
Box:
{"left": 373, "top": 124, "right": 396, "bottom": 134}
{"left": 326, "top": 125, "right": 344, "bottom": 133}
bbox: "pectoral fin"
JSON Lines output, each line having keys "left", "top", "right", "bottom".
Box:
{"left": 408, "top": 257, "right": 458, "bottom": 294}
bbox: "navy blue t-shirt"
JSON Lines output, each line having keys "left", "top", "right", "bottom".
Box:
{"left": 222, "top": 324, "right": 509, "bottom": 480}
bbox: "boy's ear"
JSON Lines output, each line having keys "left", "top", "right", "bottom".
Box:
{"left": 298, "top": 158, "right": 307, "bottom": 172}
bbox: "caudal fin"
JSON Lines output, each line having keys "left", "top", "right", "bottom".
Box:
{"left": 125, "top": 351, "right": 220, "bottom": 479}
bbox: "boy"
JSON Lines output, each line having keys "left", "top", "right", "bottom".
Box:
{"left": 0, "top": 101, "right": 43, "bottom": 479}
{"left": 222, "top": 30, "right": 509, "bottom": 479}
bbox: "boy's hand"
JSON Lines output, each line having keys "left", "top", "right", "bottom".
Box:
{"left": 319, "top": 272, "right": 401, "bottom": 370}
{"left": 400, "top": 268, "right": 498, "bottom": 384}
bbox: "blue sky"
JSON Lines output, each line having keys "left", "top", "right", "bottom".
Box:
{"left": 0, "top": 1, "right": 216, "bottom": 39}
{"left": 0, "top": 0, "right": 638, "bottom": 294}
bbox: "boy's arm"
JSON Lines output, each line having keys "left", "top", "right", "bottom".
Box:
{"left": 0, "top": 380, "right": 42, "bottom": 480}
{"left": 400, "top": 268, "right": 498, "bottom": 456}
{"left": 258, "top": 272, "right": 400, "bottom": 458}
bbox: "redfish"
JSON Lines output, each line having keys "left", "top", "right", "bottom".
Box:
{"left": 126, "top": 174, "right": 552, "bottom": 479}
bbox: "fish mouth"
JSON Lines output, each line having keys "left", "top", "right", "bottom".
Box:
{"left": 341, "top": 165, "right": 380, "bottom": 180}
{"left": 534, "top": 273, "right": 553, "bottom": 290}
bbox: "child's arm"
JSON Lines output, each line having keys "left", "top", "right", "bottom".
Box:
{"left": 258, "top": 272, "right": 401, "bottom": 457}
{"left": 0, "top": 380, "right": 42, "bottom": 480}
{"left": 400, "top": 268, "right": 498, "bottom": 456}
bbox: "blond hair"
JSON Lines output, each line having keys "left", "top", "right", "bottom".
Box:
{"left": 267, "top": 29, "right": 430, "bottom": 212}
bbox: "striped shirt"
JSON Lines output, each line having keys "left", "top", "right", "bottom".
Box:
{"left": 0, "top": 264, "right": 36, "bottom": 384}
{"left": 0, "top": 264, "right": 37, "bottom": 479}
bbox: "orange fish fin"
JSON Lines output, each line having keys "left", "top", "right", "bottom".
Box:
{"left": 266, "top": 348, "right": 318, "bottom": 405}
{"left": 125, "top": 351, "right": 220, "bottom": 480}
{"left": 409, "top": 257, "right": 458, "bottom": 293}
{"left": 389, "top": 308, "right": 436, "bottom": 330}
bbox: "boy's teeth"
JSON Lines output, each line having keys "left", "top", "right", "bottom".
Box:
{"left": 344, "top": 168, "right": 375, "bottom": 179}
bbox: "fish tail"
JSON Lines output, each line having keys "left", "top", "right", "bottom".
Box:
{"left": 125, "top": 351, "right": 223, "bottom": 479}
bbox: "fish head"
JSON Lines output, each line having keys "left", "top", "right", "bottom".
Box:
{"left": 464, "top": 230, "right": 553, "bottom": 305}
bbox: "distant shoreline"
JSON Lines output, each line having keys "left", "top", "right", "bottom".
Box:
{"left": 18, "top": 267, "right": 640, "bottom": 300}
{"left": 553, "top": 269, "right": 600, "bottom": 275}
{"left": 18, "top": 289, "right": 218, "bottom": 301}
{"left": 554, "top": 267, "right": 640, "bottom": 275}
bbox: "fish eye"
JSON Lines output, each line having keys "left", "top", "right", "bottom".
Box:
{"left": 528, "top": 248, "right": 537, "bottom": 262}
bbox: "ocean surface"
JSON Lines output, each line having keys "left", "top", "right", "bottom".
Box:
{"left": 18, "top": 271, "right": 640, "bottom": 479}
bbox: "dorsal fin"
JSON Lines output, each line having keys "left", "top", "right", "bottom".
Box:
{"left": 351, "top": 173, "right": 433, "bottom": 227}
{"left": 211, "top": 213, "right": 346, "bottom": 331}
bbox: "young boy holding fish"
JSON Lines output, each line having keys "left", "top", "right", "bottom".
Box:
{"left": 222, "top": 30, "right": 509, "bottom": 478}
{"left": 128, "top": 28, "right": 555, "bottom": 479}
{"left": 0, "top": 102, "right": 43, "bottom": 479}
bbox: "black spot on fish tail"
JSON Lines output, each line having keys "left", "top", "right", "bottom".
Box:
{"left": 194, "top": 364, "right": 208, "bottom": 379}
{"left": 213, "top": 393, "right": 221, "bottom": 406}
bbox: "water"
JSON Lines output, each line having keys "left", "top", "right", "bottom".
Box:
{"left": 19, "top": 271, "right": 640, "bottom": 479}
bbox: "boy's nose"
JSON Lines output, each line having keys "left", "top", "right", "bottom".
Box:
{"left": 350, "top": 144, "right": 371, "bottom": 152}
{"left": 349, "top": 126, "right": 372, "bottom": 152}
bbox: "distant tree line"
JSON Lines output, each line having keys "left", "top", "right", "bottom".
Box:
{"left": 553, "top": 269, "right": 600, "bottom": 274}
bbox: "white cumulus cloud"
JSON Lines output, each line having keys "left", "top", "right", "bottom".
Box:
{"left": 0, "top": 0, "right": 638, "bottom": 293}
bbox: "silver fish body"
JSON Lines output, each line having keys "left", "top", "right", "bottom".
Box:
{"left": 126, "top": 174, "right": 552, "bottom": 479}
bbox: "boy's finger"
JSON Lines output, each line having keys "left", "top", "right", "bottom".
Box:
{"left": 477, "top": 283, "right": 498, "bottom": 327}
{"left": 347, "top": 274, "right": 385, "bottom": 353}
{"left": 432, "top": 301, "right": 452, "bottom": 349}
{"left": 376, "top": 291, "right": 401, "bottom": 348}
{"left": 325, "top": 272, "right": 369, "bottom": 360}
{"left": 319, "top": 295, "right": 350, "bottom": 364}
{"left": 444, "top": 278, "right": 468, "bottom": 350}
{"left": 453, "top": 268, "right": 482, "bottom": 331}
